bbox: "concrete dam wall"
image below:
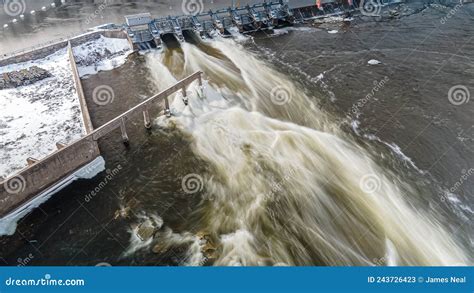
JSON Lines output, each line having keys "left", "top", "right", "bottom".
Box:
{"left": 0, "top": 29, "right": 128, "bottom": 218}
{"left": 0, "top": 137, "right": 101, "bottom": 218}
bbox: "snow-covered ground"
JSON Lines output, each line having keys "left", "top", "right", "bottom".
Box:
{"left": 0, "top": 35, "right": 132, "bottom": 179}
{"left": 73, "top": 36, "right": 132, "bottom": 77}
{"left": 0, "top": 48, "right": 85, "bottom": 179}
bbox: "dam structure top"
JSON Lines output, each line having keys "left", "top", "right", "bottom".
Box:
{"left": 124, "top": 0, "right": 295, "bottom": 49}
{"left": 123, "top": 0, "right": 405, "bottom": 50}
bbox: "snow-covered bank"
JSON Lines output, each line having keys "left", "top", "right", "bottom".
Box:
{"left": 0, "top": 35, "right": 132, "bottom": 179}
{"left": 0, "top": 48, "right": 85, "bottom": 179}
{"left": 72, "top": 36, "right": 132, "bottom": 77}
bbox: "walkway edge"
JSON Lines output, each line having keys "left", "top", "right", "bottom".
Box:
{"left": 68, "top": 41, "right": 94, "bottom": 134}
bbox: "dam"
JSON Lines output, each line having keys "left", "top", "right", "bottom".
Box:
{"left": 0, "top": 0, "right": 472, "bottom": 267}
{"left": 123, "top": 0, "right": 401, "bottom": 49}
{"left": 0, "top": 0, "right": 404, "bottom": 230}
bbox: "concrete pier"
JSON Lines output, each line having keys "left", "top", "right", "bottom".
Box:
{"left": 120, "top": 118, "right": 129, "bottom": 143}
{"left": 0, "top": 138, "right": 101, "bottom": 217}
{"left": 143, "top": 109, "right": 152, "bottom": 129}
{"left": 0, "top": 71, "right": 202, "bottom": 218}
{"left": 0, "top": 28, "right": 135, "bottom": 220}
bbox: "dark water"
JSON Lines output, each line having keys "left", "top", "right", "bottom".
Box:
{"left": 0, "top": 0, "right": 473, "bottom": 266}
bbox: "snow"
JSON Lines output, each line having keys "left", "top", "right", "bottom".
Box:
{"left": 273, "top": 27, "right": 315, "bottom": 35}
{"left": 0, "top": 48, "right": 85, "bottom": 178}
{"left": 0, "top": 35, "right": 132, "bottom": 178}
{"left": 368, "top": 59, "right": 382, "bottom": 65}
{"left": 72, "top": 36, "right": 133, "bottom": 77}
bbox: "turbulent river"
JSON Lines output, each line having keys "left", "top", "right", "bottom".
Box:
{"left": 0, "top": 1, "right": 473, "bottom": 266}
{"left": 139, "top": 37, "right": 469, "bottom": 265}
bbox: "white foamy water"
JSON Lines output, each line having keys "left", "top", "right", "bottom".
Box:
{"left": 122, "top": 213, "right": 163, "bottom": 258}
{"left": 0, "top": 48, "right": 84, "bottom": 178}
{"left": 351, "top": 119, "right": 427, "bottom": 175}
{"left": 142, "top": 38, "right": 470, "bottom": 266}
{"left": 368, "top": 59, "right": 382, "bottom": 65}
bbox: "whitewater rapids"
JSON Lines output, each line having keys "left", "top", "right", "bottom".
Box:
{"left": 140, "top": 37, "right": 470, "bottom": 266}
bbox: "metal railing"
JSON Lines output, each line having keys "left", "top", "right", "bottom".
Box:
{"left": 90, "top": 71, "right": 203, "bottom": 142}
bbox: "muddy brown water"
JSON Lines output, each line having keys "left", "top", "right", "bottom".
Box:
{"left": 0, "top": 1, "right": 473, "bottom": 266}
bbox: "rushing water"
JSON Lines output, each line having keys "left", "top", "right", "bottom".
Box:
{"left": 0, "top": 1, "right": 473, "bottom": 266}
{"left": 140, "top": 37, "right": 469, "bottom": 265}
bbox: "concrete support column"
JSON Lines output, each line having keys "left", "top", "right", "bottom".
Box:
{"left": 164, "top": 96, "right": 171, "bottom": 118}
{"left": 143, "top": 108, "right": 151, "bottom": 129}
{"left": 198, "top": 74, "right": 203, "bottom": 87}
{"left": 26, "top": 158, "right": 39, "bottom": 166}
{"left": 120, "top": 117, "right": 129, "bottom": 143}
{"left": 182, "top": 87, "right": 188, "bottom": 105}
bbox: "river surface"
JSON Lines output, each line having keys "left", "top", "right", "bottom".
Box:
{"left": 0, "top": 0, "right": 473, "bottom": 266}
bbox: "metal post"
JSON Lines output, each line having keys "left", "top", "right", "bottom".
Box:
{"left": 197, "top": 73, "right": 204, "bottom": 98}
{"left": 56, "top": 142, "right": 66, "bottom": 149}
{"left": 120, "top": 117, "right": 129, "bottom": 143}
{"left": 27, "top": 157, "right": 39, "bottom": 166}
{"left": 164, "top": 96, "right": 171, "bottom": 117}
{"left": 198, "top": 74, "right": 203, "bottom": 87}
{"left": 143, "top": 108, "right": 151, "bottom": 129}
{"left": 182, "top": 87, "right": 189, "bottom": 105}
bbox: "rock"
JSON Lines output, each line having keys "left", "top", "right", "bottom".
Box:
{"left": 196, "top": 231, "right": 211, "bottom": 240}
{"left": 152, "top": 242, "right": 169, "bottom": 254}
{"left": 136, "top": 217, "right": 163, "bottom": 241}
{"left": 113, "top": 206, "right": 131, "bottom": 220}
{"left": 0, "top": 66, "right": 51, "bottom": 90}
{"left": 137, "top": 223, "right": 156, "bottom": 241}
{"left": 196, "top": 231, "right": 219, "bottom": 260}
{"left": 389, "top": 10, "right": 400, "bottom": 17}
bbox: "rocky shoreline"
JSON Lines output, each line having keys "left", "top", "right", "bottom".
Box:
{"left": 0, "top": 66, "right": 52, "bottom": 90}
